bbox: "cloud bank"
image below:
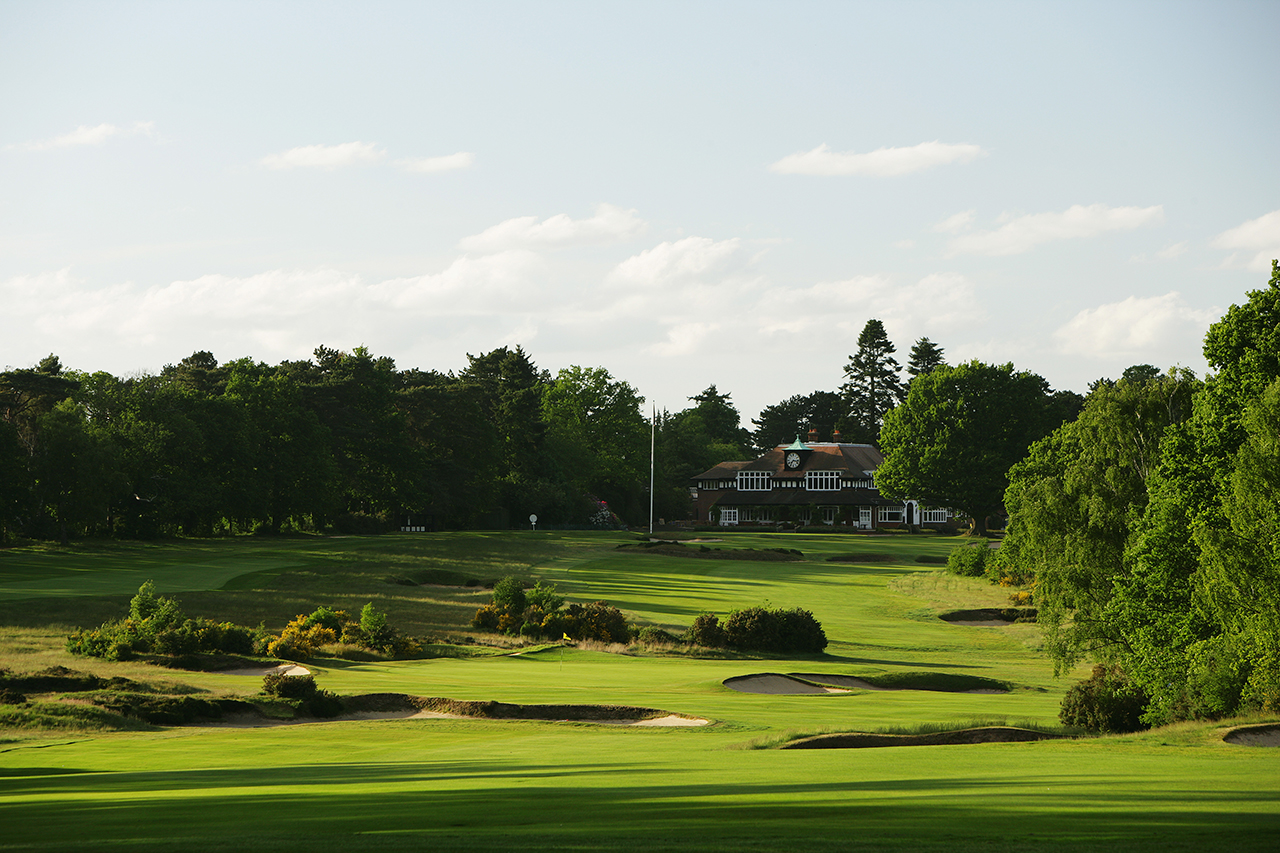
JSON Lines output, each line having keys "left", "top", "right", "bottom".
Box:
{"left": 460, "top": 204, "right": 646, "bottom": 253}
{"left": 1054, "top": 292, "right": 1219, "bottom": 361}
{"left": 770, "top": 141, "right": 984, "bottom": 177}
{"left": 947, "top": 203, "right": 1164, "bottom": 256}
{"left": 1213, "top": 210, "right": 1280, "bottom": 272}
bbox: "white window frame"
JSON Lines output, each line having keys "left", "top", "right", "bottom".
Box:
{"left": 719, "top": 508, "right": 739, "bottom": 526}
{"left": 737, "top": 471, "right": 772, "bottom": 491}
{"left": 878, "top": 506, "right": 904, "bottom": 523}
{"left": 922, "top": 508, "right": 949, "bottom": 524}
{"left": 859, "top": 508, "right": 872, "bottom": 529}
{"left": 805, "top": 470, "right": 841, "bottom": 491}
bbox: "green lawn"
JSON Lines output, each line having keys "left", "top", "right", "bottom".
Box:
{"left": 1, "top": 531, "right": 1277, "bottom": 851}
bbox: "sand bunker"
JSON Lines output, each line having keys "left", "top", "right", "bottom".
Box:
{"left": 221, "top": 663, "right": 312, "bottom": 678}
{"left": 723, "top": 674, "right": 852, "bottom": 694}
{"left": 724, "top": 672, "right": 1008, "bottom": 695}
{"left": 1224, "top": 723, "right": 1280, "bottom": 747}
{"left": 781, "top": 727, "right": 1063, "bottom": 749}
{"left": 940, "top": 608, "right": 1037, "bottom": 627}
{"left": 203, "top": 694, "right": 709, "bottom": 728}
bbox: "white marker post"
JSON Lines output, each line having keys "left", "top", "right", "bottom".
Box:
{"left": 529, "top": 513, "right": 538, "bottom": 531}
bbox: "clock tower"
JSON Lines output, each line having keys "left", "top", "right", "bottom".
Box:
{"left": 783, "top": 436, "right": 812, "bottom": 471}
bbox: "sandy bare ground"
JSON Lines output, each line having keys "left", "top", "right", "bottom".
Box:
{"left": 222, "top": 663, "right": 312, "bottom": 678}
{"left": 1224, "top": 723, "right": 1280, "bottom": 746}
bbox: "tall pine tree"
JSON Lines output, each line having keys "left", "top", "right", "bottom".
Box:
{"left": 840, "top": 319, "right": 904, "bottom": 445}
{"left": 907, "top": 337, "right": 946, "bottom": 377}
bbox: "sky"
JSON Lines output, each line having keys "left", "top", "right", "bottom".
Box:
{"left": 2, "top": 0, "right": 1279, "bottom": 423}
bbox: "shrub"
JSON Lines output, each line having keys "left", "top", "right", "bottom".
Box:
{"left": 688, "top": 607, "right": 827, "bottom": 654}
{"left": 573, "top": 601, "right": 631, "bottom": 643}
{"left": 636, "top": 626, "right": 680, "bottom": 645}
{"left": 470, "top": 604, "right": 502, "bottom": 633}
{"left": 1059, "top": 664, "right": 1148, "bottom": 733}
{"left": 262, "top": 673, "right": 318, "bottom": 700}
{"left": 687, "top": 613, "right": 726, "bottom": 648}
{"left": 491, "top": 577, "right": 527, "bottom": 613}
{"left": 267, "top": 616, "right": 337, "bottom": 659}
{"left": 946, "top": 541, "right": 989, "bottom": 577}
{"left": 723, "top": 607, "right": 781, "bottom": 651}
{"left": 526, "top": 582, "right": 564, "bottom": 613}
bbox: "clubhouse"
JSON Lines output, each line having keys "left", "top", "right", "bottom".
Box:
{"left": 689, "top": 437, "right": 955, "bottom": 530}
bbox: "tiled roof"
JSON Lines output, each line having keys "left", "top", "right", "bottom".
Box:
{"left": 691, "top": 443, "right": 883, "bottom": 480}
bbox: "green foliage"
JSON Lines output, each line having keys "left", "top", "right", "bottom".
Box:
{"left": 1058, "top": 665, "right": 1148, "bottom": 733}
{"left": 839, "top": 318, "right": 905, "bottom": 444}
{"left": 526, "top": 581, "right": 564, "bottom": 613}
{"left": 1000, "top": 369, "right": 1199, "bottom": 673}
{"left": 751, "top": 391, "right": 844, "bottom": 451}
{"left": 907, "top": 337, "right": 946, "bottom": 378}
{"left": 945, "top": 541, "right": 989, "bottom": 577}
{"left": 691, "top": 606, "right": 828, "bottom": 654}
{"left": 877, "top": 360, "right": 1068, "bottom": 536}
{"left": 686, "top": 613, "right": 726, "bottom": 647}
{"left": 491, "top": 576, "right": 527, "bottom": 612}
{"left": 359, "top": 602, "right": 388, "bottom": 640}
{"left": 261, "top": 672, "right": 318, "bottom": 700}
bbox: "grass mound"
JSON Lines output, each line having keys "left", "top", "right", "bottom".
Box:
{"left": 779, "top": 726, "right": 1064, "bottom": 749}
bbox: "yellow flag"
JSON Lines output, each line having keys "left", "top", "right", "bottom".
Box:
{"left": 563, "top": 633, "right": 572, "bottom": 641}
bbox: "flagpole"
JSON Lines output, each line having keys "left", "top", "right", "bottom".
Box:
{"left": 649, "top": 406, "right": 656, "bottom": 535}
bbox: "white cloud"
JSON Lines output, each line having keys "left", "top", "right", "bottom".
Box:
{"left": 947, "top": 204, "right": 1164, "bottom": 256}
{"left": 769, "top": 141, "right": 984, "bottom": 177}
{"left": 397, "top": 152, "right": 475, "bottom": 173}
{"left": 609, "top": 236, "right": 744, "bottom": 286}
{"left": 369, "top": 251, "right": 546, "bottom": 310}
{"left": 1054, "top": 292, "right": 1220, "bottom": 360}
{"left": 758, "top": 272, "right": 983, "bottom": 335}
{"left": 934, "top": 210, "right": 976, "bottom": 234}
{"left": 260, "top": 141, "right": 385, "bottom": 170}
{"left": 9, "top": 121, "right": 156, "bottom": 151}
{"left": 1213, "top": 210, "right": 1280, "bottom": 272}
{"left": 460, "top": 204, "right": 646, "bottom": 253}
{"left": 649, "top": 322, "right": 721, "bottom": 358}
{"left": 1154, "top": 242, "right": 1189, "bottom": 260}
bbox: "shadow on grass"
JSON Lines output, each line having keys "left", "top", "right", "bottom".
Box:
{"left": 3, "top": 762, "right": 1278, "bottom": 852}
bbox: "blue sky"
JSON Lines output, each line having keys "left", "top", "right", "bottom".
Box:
{"left": 2, "top": 0, "right": 1278, "bottom": 421}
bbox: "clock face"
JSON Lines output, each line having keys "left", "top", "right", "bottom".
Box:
{"left": 786, "top": 452, "right": 801, "bottom": 469}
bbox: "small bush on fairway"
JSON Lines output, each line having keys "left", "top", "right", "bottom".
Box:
{"left": 269, "top": 603, "right": 418, "bottom": 659}
{"left": 261, "top": 672, "right": 342, "bottom": 718}
{"left": 67, "top": 582, "right": 264, "bottom": 662}
{"left": 1059, "top": 664, "right": 1149, "bottom": 733}
{"left": 472, "top": 578, "right": 632, "bottom": 642}
{"left": 687, "top": 607, "right": 827, "bottom": 654}
{"left": 946, "top": 541, "right": 990, "bottom": 577}
{"left": 687, "top": 613, "right": 726, "bottom": 648}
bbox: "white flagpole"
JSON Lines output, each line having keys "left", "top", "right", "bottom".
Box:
{"left": 649, "top": 406, "right": 656, "bottom": 535}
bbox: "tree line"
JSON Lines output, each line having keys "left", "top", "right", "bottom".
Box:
{"left": 0, "top": 346, "right": 665, "bottom": 542}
